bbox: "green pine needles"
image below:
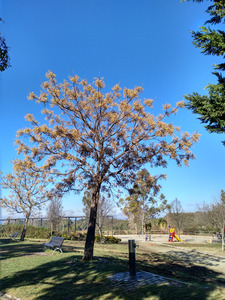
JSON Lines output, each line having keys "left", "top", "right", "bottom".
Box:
{"left": 184, "top": 0, "right": 225, "bottom": 144}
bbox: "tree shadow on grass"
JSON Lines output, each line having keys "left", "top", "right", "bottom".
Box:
{"left": 0, "top": 255, "right": 217, "bottom": 300}
{"left": 0, "top": 239, "right": 44, "bottom": 260}
{"left": 0, "top": 238, "right": 84, "bottom": 260}
{"left": 166, "top": 249, "right": 225, "bottom": 267}
{"left": 0, "top": 243, "right": 223, "bottom": 300}
{"left": 137, "top": 251, "right": 225, "bottom": 286}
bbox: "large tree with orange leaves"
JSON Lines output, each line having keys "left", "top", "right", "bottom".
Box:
{"left": 16, "top": 71, "right": 200, "bottom": 259}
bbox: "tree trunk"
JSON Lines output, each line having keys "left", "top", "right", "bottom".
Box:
{"left": 20, "top": 215, "right": 30, "bottom": 241}
{"left": 135, "top": 222, "right": 137, "bottom": 235}
{"left": 82, "top": 185, "right": 100, "bottom": 260}
{"left": 98, "top": 216, "right": 103, "bottom": 241}
{"left": 141, "top": 207, "right": 145, "bottom": 236}
{"left": 222, "top": 223, "right": 224, "bottom": 252}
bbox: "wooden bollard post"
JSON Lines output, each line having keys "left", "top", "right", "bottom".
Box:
{"left": 128, "top": 239, "right": 136, "bottom": 277}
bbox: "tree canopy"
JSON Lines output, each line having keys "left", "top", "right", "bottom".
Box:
{"left": 119, "top": 169, "right": 168, "bottom": 234}
{"left": 0, "top": 18, "right": 10, "bottom": 72}
{"left": 47, "top": 196, "right": 64, "bottom": 231}
{"left": 169, "top": 198, "right": 184, "bottom": 236}
{"left": 16, "top": 71, "right": 200, "bottom": 259}
{"left": 183, "top": 0, "right": 225, "bottom": 144}
{"left": 200, "top": 190, "right": 225, "bottom": 251}
{"left": 0, "top": 159, "right": 53, "bottom": 241}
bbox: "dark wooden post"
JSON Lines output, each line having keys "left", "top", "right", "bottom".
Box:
{"left": 128, "top": 239, "right": 136, "bottom": 277}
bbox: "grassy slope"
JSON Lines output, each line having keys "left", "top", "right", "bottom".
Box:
{"left": 0, "top": 239, "right": 225, "bottom": 300}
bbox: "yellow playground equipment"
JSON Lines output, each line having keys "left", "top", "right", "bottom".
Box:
{"left": 168, "top": 228, "right": 183, "bottom": 242}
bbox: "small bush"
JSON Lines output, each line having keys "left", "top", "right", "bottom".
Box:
{"left": 95, "top": 235, "right": 121, "bottom": 243}
{"left": 61, "top": 231, "right": 87, "bottom": 241}
{"left": 51, "top": 230, "right": 62, "bottom": 237}
{"left": 70, "top": 232, "right": 86, "bottom": 241}
{"left": 62, "top": 232, "right": 71, "bottom": 240}
{"left": 95, "top": 235, "right": 101, "bottom": 242}
{"left": 104, "top": 236, "right": 121, "bottom": 243}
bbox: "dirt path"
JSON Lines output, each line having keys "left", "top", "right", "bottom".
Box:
{"left": 116, "top": 234, "right": 225, "bottom": 275}
{"left": 140, "top": 242, "right": 225, "bottom": 274}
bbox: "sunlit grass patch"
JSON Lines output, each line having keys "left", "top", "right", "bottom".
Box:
{"left": 1, "top": 238, "right": 225, "bottom": 299}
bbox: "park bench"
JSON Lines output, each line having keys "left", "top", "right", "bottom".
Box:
{"left": 43, "top": 236, "right": 64, "bottom": 254}
{"left": 9, "top": 232, "right": 19, "bottom": 239}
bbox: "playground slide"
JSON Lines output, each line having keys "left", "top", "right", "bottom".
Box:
{"left": 174, "top": 234, "right": 183, "bottom": 242}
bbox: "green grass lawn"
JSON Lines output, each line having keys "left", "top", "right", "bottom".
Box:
{"left": 1, "top": 238, "right": 225, "bottom": 300}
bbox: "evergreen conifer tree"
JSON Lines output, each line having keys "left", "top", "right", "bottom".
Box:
{"left": 0, "top": 18, "right": 10, "bottom": 72}
{"left": 183, "top": 0, "right": 225, "bottom": 144}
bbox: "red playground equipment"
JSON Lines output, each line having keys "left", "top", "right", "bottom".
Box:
{"left": 168, "top": 228, "right": 182, "bottom": 242}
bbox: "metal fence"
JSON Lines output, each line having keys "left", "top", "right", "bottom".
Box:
{"left": 0, "top": 216, "right": 114, "bottom": 235}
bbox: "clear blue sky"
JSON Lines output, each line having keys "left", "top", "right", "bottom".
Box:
{"left": 1, "top": 0, "right": 225, "bottom": 218}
